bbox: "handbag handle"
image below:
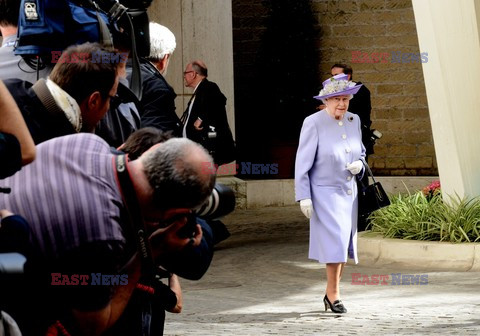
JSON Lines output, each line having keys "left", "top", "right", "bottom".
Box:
{"left": 358, "top": 157, "right": 377, "bottom": 186}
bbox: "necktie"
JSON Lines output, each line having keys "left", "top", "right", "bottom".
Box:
{"left": 180, "top": 93, "right": 195, "bottom": 125}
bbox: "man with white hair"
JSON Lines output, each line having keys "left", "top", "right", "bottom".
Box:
{"left": 131, "top": 22, "right": 182, "bottom": 136}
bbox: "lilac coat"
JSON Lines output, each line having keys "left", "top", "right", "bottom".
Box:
{"left": 295, "top": 110, "right": 365, "bottom": 264}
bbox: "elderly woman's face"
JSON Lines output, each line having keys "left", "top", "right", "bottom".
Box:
{"left": 325, "top": 95, "right": 350, "bottom": 119}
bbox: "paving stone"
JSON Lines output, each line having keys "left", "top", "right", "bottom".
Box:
{"left": 164, "top": 206, "right": 480, "bottom": 335}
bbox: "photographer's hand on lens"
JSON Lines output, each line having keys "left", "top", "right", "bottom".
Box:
{"left": 149, "top": 211, "right": 203, "bottom": 261}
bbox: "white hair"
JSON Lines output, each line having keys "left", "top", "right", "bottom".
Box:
{"left": 321, "top": 94, "right": 353, "bottom": 105}
{"left": 148, "top": 22, "right": 176, "bottom": 61}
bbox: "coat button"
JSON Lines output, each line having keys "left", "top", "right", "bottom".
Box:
{"left": 347, "top": 176, "right": 352, "bottom": 181}
{"left": 338, "top": 121, "right": 343, "bottom": 126}
{"left": 345, "top": 147, "right": 351, "bottom": 153}
{"left": 347, "top": 189, "right": 352, "bottom": 195}
{"left": 342, "top": 134, "right": 347, "bottom": 139}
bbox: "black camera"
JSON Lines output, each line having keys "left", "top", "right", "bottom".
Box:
{"left": 176, "top": 183, "right": 236, "bottom": 239}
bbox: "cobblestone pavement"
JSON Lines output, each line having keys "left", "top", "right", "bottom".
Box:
{"left": 164, "top": 206, "right": 480, "bottom": 335}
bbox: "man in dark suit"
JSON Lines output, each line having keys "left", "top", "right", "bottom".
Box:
{"left": 181, "top": 60, "right": 235, "bottom": 166}
{"left": 181, "top": 60, "right": 235, "bottom": 244}
{"left": 135, "top": 22, "right": 182, "bottom": 136}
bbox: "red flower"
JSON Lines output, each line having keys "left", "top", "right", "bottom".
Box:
{"left": 422, "top": 180, "right": 441, "bottom": 199}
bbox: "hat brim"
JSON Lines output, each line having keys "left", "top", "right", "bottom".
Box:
{"left": 313, "top": 84, "right": 363, "bottom": 100}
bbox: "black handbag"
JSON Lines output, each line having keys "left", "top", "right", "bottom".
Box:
{"left": 357, "top": 158, "right": 390, "bottom": 220}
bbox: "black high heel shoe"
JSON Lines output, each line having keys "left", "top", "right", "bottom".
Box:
{"left": 323, "top": 295, "right": 347, "bottom": 313}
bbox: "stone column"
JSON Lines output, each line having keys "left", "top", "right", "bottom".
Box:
{"left": 148, "top": 0, "right": 235, "bottom": 139}
{"left": 412, "top": 0, "right": 480, "bottom": 199}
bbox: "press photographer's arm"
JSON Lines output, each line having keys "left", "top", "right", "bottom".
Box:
{"left": 71, "top": 214, "right": 201, "bottom": 335}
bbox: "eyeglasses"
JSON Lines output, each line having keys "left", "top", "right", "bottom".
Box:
{"left": 183, "top": 70, "right": 194, "bottom": 76}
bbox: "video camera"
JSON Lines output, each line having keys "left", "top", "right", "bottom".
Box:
{"left": 92, "top": 0, "right": 152, "bottom": 57}
{"left": 16, "top": 0, "right": 153, "bottom": 66}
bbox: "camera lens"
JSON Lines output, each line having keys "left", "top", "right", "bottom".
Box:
{"left": 195, "top": 183, "right": 236, "bottom": 220}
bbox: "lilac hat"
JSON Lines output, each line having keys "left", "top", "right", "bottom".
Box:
{"left": 314, "top": 73, "right": 363, "bottom": 100}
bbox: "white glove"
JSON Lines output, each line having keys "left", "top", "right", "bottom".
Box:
{"left": 300, "top": 199, "right": 314, "bottom": 219}
{"left": 346, "top": 160, "right": 363, "bottom": 175}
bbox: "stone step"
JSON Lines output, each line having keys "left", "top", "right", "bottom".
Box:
{"left": 217, "top": 176, "right": 439, "bottom": 210}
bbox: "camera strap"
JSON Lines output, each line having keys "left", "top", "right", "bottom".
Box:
{"left": 114, "top": 155, "right": 155, "bottom": 282}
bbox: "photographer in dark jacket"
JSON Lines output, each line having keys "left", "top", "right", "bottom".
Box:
{"left": 97, "top": 22, "right": 182, "bottom": 147}
{"left": 134, "top": 22, "right": 182, "bottom": 136}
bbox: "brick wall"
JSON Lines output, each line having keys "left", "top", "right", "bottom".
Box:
{"left": 233, "top": 0, "right": 437, "bottom": 176}
{"left": 311, "top": 0, "right": 436, "bottom": 176}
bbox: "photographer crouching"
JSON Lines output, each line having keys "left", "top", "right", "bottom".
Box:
{"left": 0, "top": 132, "right": 217, "bottom": 335}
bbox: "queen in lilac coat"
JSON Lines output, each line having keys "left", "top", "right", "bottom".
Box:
{"left": 295, "top": 73, "right": 365, "bottom": 314}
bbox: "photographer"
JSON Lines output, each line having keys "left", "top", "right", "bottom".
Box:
{"left": 134, "top": 22, "right": 182, "bottom": 136}
{"left": 4, "top": 42, "right": 124, "bottom": 145}
{"left": 0, "top": 133, "right": 215, "bottom": 335}
{"left": 109, "top": 127, "right": 217, "bottom": 335}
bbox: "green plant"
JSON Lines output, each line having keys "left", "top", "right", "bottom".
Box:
{"left": 367, "top": 191, "right": 480, "bottom": 243}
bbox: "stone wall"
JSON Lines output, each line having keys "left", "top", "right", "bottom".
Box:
{"left": 233, "top": 0, "right": 437, "bottom": 176}
{"left": 312, "top": 0, "right": 436, "bottom": 176}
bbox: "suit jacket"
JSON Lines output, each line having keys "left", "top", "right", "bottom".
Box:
{"left": 347, "top": 83, "right": 373, "bottom": 155}
{"left": 135, "top": 59, "right": 182, "bottom": 136}
{"left": 183, "top": 79, "right": 235, "bottom": 165}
